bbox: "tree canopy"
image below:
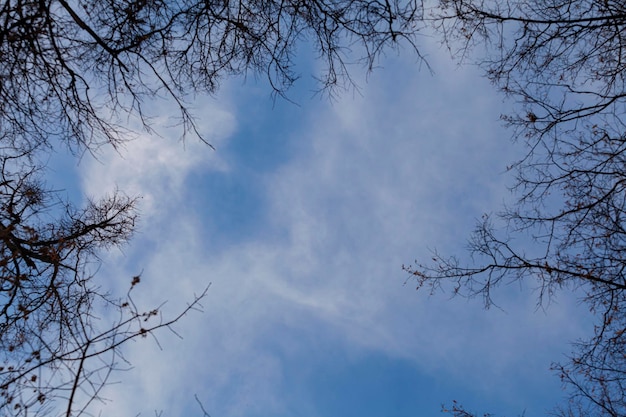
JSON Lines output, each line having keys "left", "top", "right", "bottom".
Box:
{"left": 1, "top": 0, "right": 423, "bottom": 154}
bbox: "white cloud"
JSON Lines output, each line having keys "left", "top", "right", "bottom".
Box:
{"left": 79, "top": 48, "right": 592, "bottom": 417}
{"left": 81, "top": 97, "right": 236, "bottom": 219}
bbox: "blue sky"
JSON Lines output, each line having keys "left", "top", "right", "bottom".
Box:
{"left": 67, "top": 39, "right": 595, "bottom": 416}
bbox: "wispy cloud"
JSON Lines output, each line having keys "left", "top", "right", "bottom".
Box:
{"left": 81, "top": 98, "right": 236, "bottom": 219}
{"left": 80, "top": 50, "right": 591, "bottom": 417}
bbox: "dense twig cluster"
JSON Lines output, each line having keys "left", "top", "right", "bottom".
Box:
{"left": 0, "top": 0, "right": 424, "bottom": 152}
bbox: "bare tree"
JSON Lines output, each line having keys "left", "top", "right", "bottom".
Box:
{"left": 1, "top": 0, "right": 424, "bottom": 154}
{"left": 406, "top": 1, "right": 626, "bottom": 416}
{"left": 0, "top": 150, "right": 209, "bottom": 416}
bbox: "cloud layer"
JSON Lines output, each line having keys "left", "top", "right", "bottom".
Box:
{"left": 79, "top": 48, "right": 592, "bottom": 417}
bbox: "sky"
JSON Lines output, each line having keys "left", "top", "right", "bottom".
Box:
{"left": 56, "top": 36, "right": 596, "bottom": 417}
